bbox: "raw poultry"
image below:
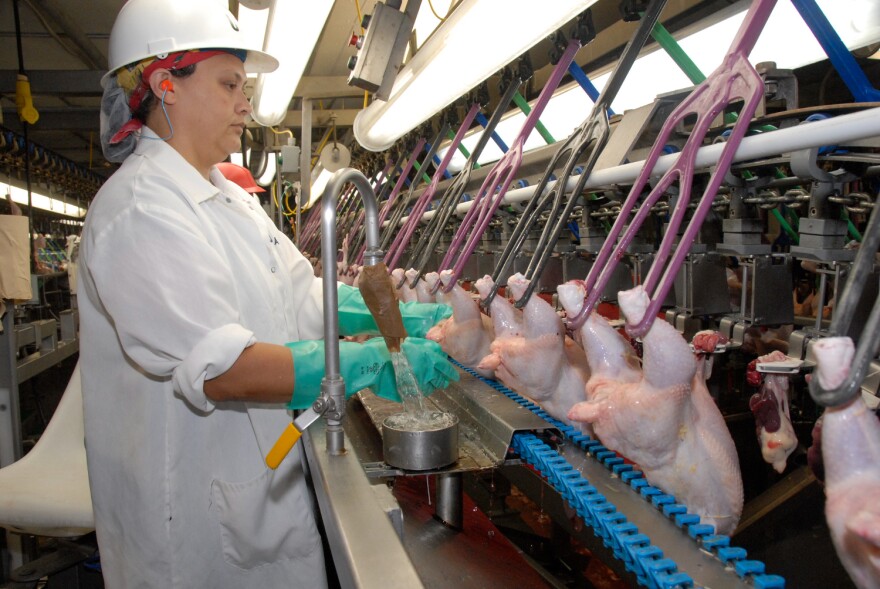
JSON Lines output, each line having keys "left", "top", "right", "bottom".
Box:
{"left": 391, "top": 267, "right": 418, "bottom": 302}
{"left": 473, "top": 275, "right": 523, "bottom": 340}
{"left": 813, "top": 337, "right": 880, "bottom": 589}
{"left": 424, "top": 271, "right": 495, "bottom": 378}
{"left": 405, "top": 267, "right": 437, "bottom": 303}
{"left": 476, "top": 273, "right": 591, "bottom": 432}
{"left": 559, "top": 282, "right": 744, "bottom": 535}
{"left": 747, "top": 350, "right": 799, "bottom": 473}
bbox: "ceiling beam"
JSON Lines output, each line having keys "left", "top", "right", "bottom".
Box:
{"left": 0, "top": 70, "right": 104, "bottom": 96}
{"left": 279, "top": 109, "right": 360, "bottom": 128}
{"left": 294, "top": 75, "right": 365, "bottom": 99}
{"left": 25, "top": 0, "right": 108, "bottom": 70}
{"left": 2, "top": 107, "right": 99, "bottom": 131}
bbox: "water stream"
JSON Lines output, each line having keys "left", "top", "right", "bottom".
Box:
{"left": 390, "top": 350, "right": 427, "bottom": 417}
{"left": 387, "top": 351, "right": 456, "bottom": 431}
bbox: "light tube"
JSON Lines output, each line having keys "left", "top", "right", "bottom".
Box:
{"left": 353, "top": 0, "right": 597, "bottom": 151}
{"left": 251, "top": 0, "right": 335, "bottom": 127}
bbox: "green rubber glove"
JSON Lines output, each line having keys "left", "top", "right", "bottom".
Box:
{"left": 337, "top": 283, "right": 452, "bottom": 338}
{"left": 285, "top": 336, "right": 459, "bottom": 410}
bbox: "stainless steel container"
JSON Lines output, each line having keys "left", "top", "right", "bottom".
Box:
{"left": 382, "top": 412, "right": 459, "bottom": 471}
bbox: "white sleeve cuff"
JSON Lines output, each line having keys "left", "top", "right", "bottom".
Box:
{"left": 172, "top": 323, "right": 256, "bottom": 413}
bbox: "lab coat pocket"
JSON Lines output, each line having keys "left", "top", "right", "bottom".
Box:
{"left": 211, "top": 467, "right": 319, "bottom": 570}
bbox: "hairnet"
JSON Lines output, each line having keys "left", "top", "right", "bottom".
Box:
{"left": 99, "top": 49, "right": 247, "bottom": 164}
{"left": 100, "top": 73, "right": 138, "bottom": 163}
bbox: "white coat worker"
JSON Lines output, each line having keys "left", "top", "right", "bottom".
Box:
{"left": 78, "top": 0, "right": 456, "bottom": 587}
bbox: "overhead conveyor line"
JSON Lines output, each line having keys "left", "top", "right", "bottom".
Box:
{"left": 448, "top": 128, "right": 472, "bottom": 160}
{"left": 385, "top": 105, "right": 480, "bottom": 271}
{"left": 405, "top": 78, "right": 523, "bottom": 286}
{"left": 347, "top": 151, "right": 406, "bottom": 263}
{"left": 400, "top": 106, "right": 880, "bottom": 256}
{"left": 426, "top": 139, "right": 453, "bottom": 180}
{"left": 438, "top": 39, "right": 582, "bottom": 293}
{"left": 483, "top": 0, "right": 669, "bottom": 308}
{"left": 512, "top": 91, "right": 555, "bottom": 145}
{"left": 475, "top": 111, "right": 509, "bottom": 153}
{"left": 379, "top": 127, "right": 447, "bottom": 254}
{"left": 568, "top": 0, "right": 779, "bottom": 335}
{"left": 355, "top": 139, "right": 426, "bottom": 264}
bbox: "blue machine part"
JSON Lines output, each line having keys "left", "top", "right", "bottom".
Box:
{"left": 791, "top": 0, "right": 880, "bottom": 102}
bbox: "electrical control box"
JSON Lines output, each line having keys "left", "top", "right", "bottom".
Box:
{"left": 280, "top": 144, "right": 301, "bottom": 174}
{"left": 347, "top": 2, "right": 413, "bottom": 100}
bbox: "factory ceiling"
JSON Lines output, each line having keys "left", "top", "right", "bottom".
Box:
{"left": 0, "top": 0, "right": 750, "bottom": 206}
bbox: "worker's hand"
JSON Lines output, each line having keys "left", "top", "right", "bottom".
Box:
{"left": 337, "top": 283, "right": 452, "bottom": 338}
{"left": 285, "top": 337, "right": 459, "bottom": 409}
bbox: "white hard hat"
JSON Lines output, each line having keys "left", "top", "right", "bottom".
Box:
{"left": 106, "top": 0, "right": 278, "bottom": 75}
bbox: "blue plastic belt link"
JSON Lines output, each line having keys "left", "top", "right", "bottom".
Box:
{"left": 453, "top": 359, "right": 787, "bottom": 589}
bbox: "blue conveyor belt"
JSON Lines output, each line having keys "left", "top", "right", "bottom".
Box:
{"left": 450, "top": 359, "right": 786, "bottom": 589}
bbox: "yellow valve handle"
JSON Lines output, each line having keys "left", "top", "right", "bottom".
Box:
{"left": 265, "top": 404, "right": 323, "bottom": 469}
{"left": 266, "top": 422, "right": 303, "bottom": 470}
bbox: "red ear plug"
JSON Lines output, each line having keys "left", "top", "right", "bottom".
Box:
{"left": 160, "top": 80, "right": 173, "bottom": 92}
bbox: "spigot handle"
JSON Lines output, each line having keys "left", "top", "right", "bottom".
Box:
{"left": 266, "top": 402, "right": 326, "bottom": 469}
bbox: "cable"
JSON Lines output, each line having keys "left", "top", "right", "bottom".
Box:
{"left": 269, "top": 127, "right": 294, "bottom": 140}
{"left": 140, "top": 88, "right": 173, "bottom": 141}
{"left": 427, "top": 0, "right": 453, "bottom": 22}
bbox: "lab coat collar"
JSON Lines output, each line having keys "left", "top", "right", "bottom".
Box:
{"left": 133, "top": 128, "right": 221, "bottom": 205}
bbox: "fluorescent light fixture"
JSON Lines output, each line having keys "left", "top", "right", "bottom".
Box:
{"left": 353, "top": 0, "right": 597, "bottom": 152}
{"left": 437, "top": 0, "right": 880, "bottom": 170}
{"left": 4, "top": 183, "right": 86, "bottom": 218}
{"left": 309, "top": 167, "right": 333, "bottom": 208}
{"left": 258, "top": 154, "right": 278, "bottom": 186}
{"left": 251, "top": 0, "right": 335, "bottom": 127}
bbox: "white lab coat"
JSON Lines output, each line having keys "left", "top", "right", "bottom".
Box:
{"left": 78, "top": 129, "right": 328, "bottom": 588}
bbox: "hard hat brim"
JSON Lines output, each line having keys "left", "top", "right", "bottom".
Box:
{"left": 101, "top": 48, "right": 279, "bottom": 86}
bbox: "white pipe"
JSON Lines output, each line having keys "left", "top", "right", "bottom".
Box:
{"left": 392, "top": 106, "right": 880, "bottom": 227}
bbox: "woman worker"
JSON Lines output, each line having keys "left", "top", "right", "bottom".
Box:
{"left": 79, "top": 0, "right": 455, "bottom": 586}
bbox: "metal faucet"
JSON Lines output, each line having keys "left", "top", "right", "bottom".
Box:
{"left": 319, "top": 168, "right": 382, "bottom": 454}
{"left": 264, "top": 168, "right": 383, "bottom": 468}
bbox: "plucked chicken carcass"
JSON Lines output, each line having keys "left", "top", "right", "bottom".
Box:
{"left": 476, "top": 274, "right": 591, "bottom": 432}
{"left": 406, "top": 267, "right": 436, "bottom": 303}
{"left": 559, "top": 283, "right": 743, "bottom": 535}
{"left": 424, "top": 271, "right": 495, "bottom": 378}
{"left": 747, "top": 350, "right": 799, "bottom": 473}
{"left": 813, "top": 336, "right": 880, "bottom": 589}
{"left": 391, "top": 267, "right": 418, "bottom": 302}
{"left": 473, "top": 275, "right": 523, "bottom": 340}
